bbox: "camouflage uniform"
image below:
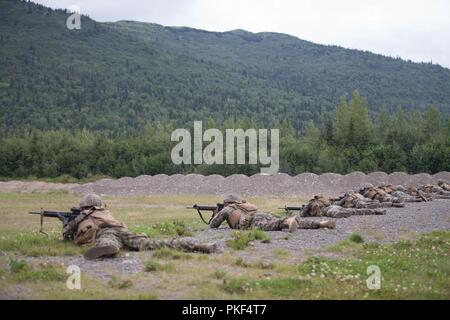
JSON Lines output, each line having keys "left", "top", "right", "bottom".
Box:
{"left": 333, "top": 191, "right": 386, "bottom": 209}
{"left": 210, "top": 195, "right": 334, "bottom": 231}
{"left": 438, "top": 180, "right": 450, "bottom": 191}
{"left": 418, "top": 184, "right": 450, "bottom": 199}
{"left": 322, "top": 205, "right": 385, "bottom": 218}
{"left": 301, "top": 195, "right": 386, "bottom": 218}
{"left": 64, "top": 194, "right": 217, "bottom": 260}
{"left": 360, "top": 186, "right": 405, "bottom": 207}
{"left": 408, "top": 186, "right": 435, "bottom": 201}
{"left": 210, "top": 206, "right": 326, "bottom": 230}
{"left": 94, "top": 227, "right": 202, "bottom": 252}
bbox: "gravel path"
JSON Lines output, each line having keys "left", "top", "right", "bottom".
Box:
{"left": 23, "top": 199, "right": 450, "bottom": 279}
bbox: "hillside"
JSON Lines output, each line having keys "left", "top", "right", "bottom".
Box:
{"left": 0, "top": 0, "right": 450, "bottom": 133}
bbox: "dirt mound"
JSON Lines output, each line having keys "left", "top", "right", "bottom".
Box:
{"left": 1, "top": 172, "right": 448, "bottom": 197}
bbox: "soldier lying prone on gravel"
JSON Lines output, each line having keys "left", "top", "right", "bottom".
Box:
{"left": 333, "top": 190, "right": 403, "bottom": 209}
{"left": 209, "top": 194, "right": 336, "bottom": 233}
{"left": 63, "top": 194, "right": 219, "bottom": 260}
{"left": 358, "top": 184, "right": 405, "bottom": 207}
{"left": 417, "top": 182, "right": 450, "bottom": 200}
{"left": 301, "top": 195, "right": 386, "bottom": 218}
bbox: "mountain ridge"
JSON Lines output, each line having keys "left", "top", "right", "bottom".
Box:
{"left": 0, "top": 0, "right": 449, "bottom": 133}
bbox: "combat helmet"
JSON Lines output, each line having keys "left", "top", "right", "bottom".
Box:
{"left": 361, "top": 183, "right": 373, "bottom": 190}
{"left": 224, "top": 194, "right": 242, "bottom": 204}
{"left": 80, "top": 193, "right": 103, "bottom": 208}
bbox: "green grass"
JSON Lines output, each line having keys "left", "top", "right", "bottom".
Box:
{"left": 210, "top": 270, "right": 227, "bottom": 279}
{"left": 130, "top": 220, "right": 193, "bottom": 238}
{"left": 222, "top": 277, "right": 311, "bottom": 297}
{"left": 227, "top": 230, "right": 271, "bottom": 250}
{"left": 349, "top": 233, "right": 365, "bottom": 243}
{"left": 273, "top": 248, "right": 290, "bottom": 257}
{"left": 221, "top": 231, "right": 450, "bottom": 299}
{"left": 234, "top": 257, "right": 252, "bottom": 268}
{"left": 233, "top": 257, "right": 274, "bottom": 269}
{"left": 325, "top": 233, "right": 367, "bottom": 254}
{"left": 0, "top": 191, "right": 448, "bottom": 299}
{"left": 144, "top": 259, "right": 175, "bottom": 272}
{"left": 8, "top": 258, "right": 66, "bottom": 282}
{"left": 0, "top": 230, "right": 84, "bottom": 256}
{"left": 137, "top": 293, "right": 159, "bottom": 300}
{"left": 108, "top": 276, "right": 133, "bottom": 289}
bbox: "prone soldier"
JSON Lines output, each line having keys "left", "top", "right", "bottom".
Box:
{"left": 390, "top": 185, "right": 427, "bottom": 202}
{"left": 438, "top": 180, "right": 450, "bottom": 191}
{"left": 418, "top": 183, "right": 450, "bottom": 199}
{"left": 63, "top": 194, "right": 219, "bottom": 260}
{"left": 210, "top": 194, "right": 336, "bottom": 233}
{"left": 301, "top": 195, "right": 386, "bottom": 218}
{"left": 359, "top": 183, "right": 405, "bottom": 207}
{"left": 333, "top": 190, "right": 393, "bottom": 209}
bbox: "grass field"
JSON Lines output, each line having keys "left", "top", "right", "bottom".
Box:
{"left": 0, "top": 192, "right": 449, "bottom": 299}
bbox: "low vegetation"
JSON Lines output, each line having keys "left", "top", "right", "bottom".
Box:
{"left": 227, "top": 230, "right": 271, "bottom": 250}
{"left": 108, "top": 275, "right": 133, "bottom": 289}
{"left": 8, "top": 258, "right": 65, "bottom": 282}
{"left": 144, "top": 259, "right": 175, "bottom": 272}
{"left": 0, "top": 192, "right": 448, "bottom": 299}
{"left": 349, "top": 233, "right": 365, "bottom": 243}
{"left": 222, "top": 231, "right": 450, "bottom": 299}
{"left": 130, "top": 220, "right": 193, "bottom": 238}
{"left": 0, "top": 230, "right": 83, "bottom": 256}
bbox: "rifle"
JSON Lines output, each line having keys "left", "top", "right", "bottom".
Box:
{"left": 188, "top": 203, "right": 224, "bottom": 225}
{"left": 28, "top": 207, "right": 81, "bottom": 234}
{"left": 279, "top": 205, "right": 304, "bottom": 212}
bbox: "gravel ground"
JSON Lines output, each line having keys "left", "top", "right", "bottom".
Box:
{"left": 23, "top": 199, "right": 450, "bottom": 279}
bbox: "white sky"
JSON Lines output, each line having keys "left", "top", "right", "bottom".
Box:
{"left": 34, "top": 0, "right": 450, "bottom": 68}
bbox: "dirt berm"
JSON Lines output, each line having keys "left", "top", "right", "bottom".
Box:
{"left": 1, "top": 171, "right": 449, "bottom": 197}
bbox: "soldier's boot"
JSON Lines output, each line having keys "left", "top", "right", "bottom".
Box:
{"left": 319, "top": 220, "right": 336, "bottom": 229}
{"left": 280, "top": 217, "right": 298, "bottom": 232}
{"left": 84, "top": 245, "right": 119, "bottom": 260}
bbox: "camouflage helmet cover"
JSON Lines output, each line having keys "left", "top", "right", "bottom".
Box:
{"left": 224, "top": 193, "right": 242, "bottom": 204}
{"left": 362, "top": 183, "right": 374, "bottom": 190}
{"left": 80, "top": 193, "right": 103, "bottom": 208}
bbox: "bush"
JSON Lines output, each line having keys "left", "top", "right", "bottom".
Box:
{"left": 349, "top": 233, "right": 364, "bottom": 243}
{"left": 211, "top": 270, "right": 227, "bottom": 279}
{"left": 227, "top": 230, "right": 271, "bottom": 250}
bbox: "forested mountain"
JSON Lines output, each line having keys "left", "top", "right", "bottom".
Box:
{"left": 1, "top": 0, "right": 449, "bottom": 134}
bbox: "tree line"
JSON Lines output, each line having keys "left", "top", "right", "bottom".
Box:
{"left": 0, "top": 91, "right": 448, "bottom": 180}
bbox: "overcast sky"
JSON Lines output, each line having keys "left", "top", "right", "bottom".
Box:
{"left": 34, "top": 0, "right": 450, "bottom": 68}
